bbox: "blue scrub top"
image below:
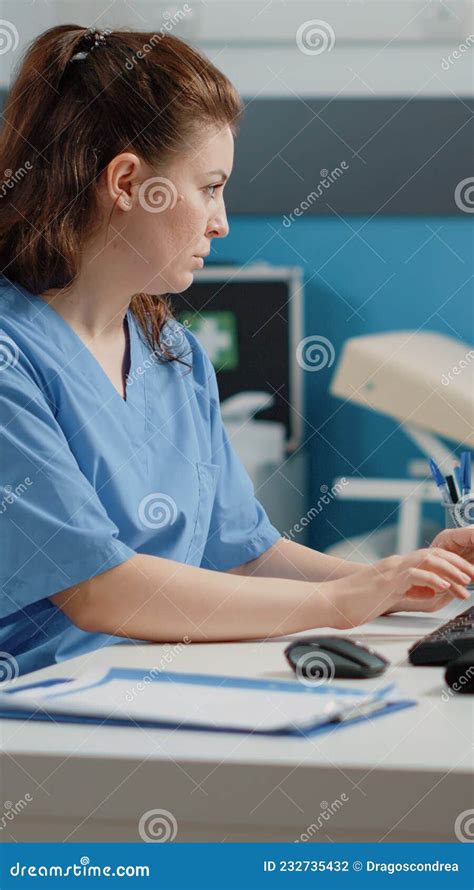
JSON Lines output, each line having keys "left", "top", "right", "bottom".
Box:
{"left": 0, "top": 276, "right": 281, "bottom": 676}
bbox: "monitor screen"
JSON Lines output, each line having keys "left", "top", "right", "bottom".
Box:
{"left": 171, "top": 265, "right": 303, "bottom": 449}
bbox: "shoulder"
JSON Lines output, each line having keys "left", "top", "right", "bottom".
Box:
{"left": 0, "top": 326, "right": 46, "bottom": 394}
{"left": 0, "top": 282, "right": 56, "bottom": 413}
{"left": 0, "top": 277, "right": 54, "bottom": 396}
{"left": 0, "top": 329, "right": 56, "bottom": 416}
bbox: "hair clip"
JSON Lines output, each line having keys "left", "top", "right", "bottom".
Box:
{"left": 70, "top": 28, "right": 112, "bottom": 63}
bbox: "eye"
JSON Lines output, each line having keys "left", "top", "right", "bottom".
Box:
{"left": 206, "top": 183, "right": 224, "bottom": 199}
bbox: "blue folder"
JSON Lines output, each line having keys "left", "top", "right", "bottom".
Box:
{"left": 0, "top": 668, "right": 416, "bottom": 737}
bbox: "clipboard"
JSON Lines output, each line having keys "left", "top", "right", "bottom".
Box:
{"left": 0, "top": 668, "right": 416, "bottom": 737}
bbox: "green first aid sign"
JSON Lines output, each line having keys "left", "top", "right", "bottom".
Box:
{"left": 178, "top": 310, "right": 239, "bottom": 371}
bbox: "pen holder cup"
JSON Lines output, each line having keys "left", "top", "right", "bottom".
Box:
{"left": 445, "top": 500, "right": 474, "bottom": 529}
{"left": 445, "top": 501, "right": 474, "bottom": 595}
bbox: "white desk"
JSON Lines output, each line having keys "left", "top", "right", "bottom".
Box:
{"left": 1, "top": 600, "right": 472, "bottom": 844}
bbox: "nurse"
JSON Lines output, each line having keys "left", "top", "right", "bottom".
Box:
{"left": 0, "top": 26, "right": 473, "bottom": 676}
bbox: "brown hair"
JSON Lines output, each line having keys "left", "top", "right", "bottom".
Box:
{"left": 0, "top": 24, "right": 244, "bottom": 361}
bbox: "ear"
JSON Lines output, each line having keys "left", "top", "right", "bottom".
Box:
{"left": 104, "top": 152, "right": 142, "bottom": 210}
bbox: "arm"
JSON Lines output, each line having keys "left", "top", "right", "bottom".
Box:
{"left": 50, "top": 546, "right": 474, "bottom": 642}
{"left": 50, "top": 552, "right": 340, "bottom": 642}
{"left": 228, "top": 538, "right": 474, "bottom": 616}
{"left": 227, "top": 537, "right": 364, "bottom": 582}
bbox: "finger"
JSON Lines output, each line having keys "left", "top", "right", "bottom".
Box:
{"left": 406, "top": 569, "right": 453, "bottom": 594}
{"left": 444, "top": 581, "right": 471, "bottom": 600}
{"left": 424, "top": 555, "right": 473, "bottom": 587}
{"left": 431, "top": 548, "right": 474, "bottom": 577}
{"left": 435, "top": 528, "right": 474, "bottom": 548}
{"left": 406, "top": 569, "right": 469, "bottom": 599}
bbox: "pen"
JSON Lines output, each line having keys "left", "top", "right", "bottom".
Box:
{"left": 333, "top": 697, "right": 391, "bottom": 724}
{"left": 445, "top": 474, "right": 459, "bottom": 504}
{"left": 454, "top": 465, "right": 463, "bottom": 497}
{"left": 429, "top": 459, "right": 451, "bottom": 505}
{"left": 460, "top": 451, "right": 472, "bottom": 499}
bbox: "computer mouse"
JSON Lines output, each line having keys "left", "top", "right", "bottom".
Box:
{"left": 285, "top": 636, "right": 389, "bottom": 680}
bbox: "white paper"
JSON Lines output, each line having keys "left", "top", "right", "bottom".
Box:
{"left": 0, "top": 672, "right": 380, "bottom": 733}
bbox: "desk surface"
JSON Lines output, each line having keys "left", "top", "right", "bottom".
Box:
{"left": 1, "top": 600, "right": 472, "bottom": 843}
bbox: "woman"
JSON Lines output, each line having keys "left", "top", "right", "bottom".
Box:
{"left": 0, "top": 25, "right": 472, "bottom": 677}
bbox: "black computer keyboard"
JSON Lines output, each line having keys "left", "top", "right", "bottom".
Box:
{"left": 408, "top": 605, "right": 474, "bottom": 666}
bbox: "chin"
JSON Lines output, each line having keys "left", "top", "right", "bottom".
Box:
{"left": 146, "top": 271, "right": 194, "bottom": 296}
{"left": 169, "top": 271, "right": 195, "bottom": 293}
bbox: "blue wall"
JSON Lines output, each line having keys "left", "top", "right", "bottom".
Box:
{"left": 210, "top": 216, "right": 474, "bottom": 551}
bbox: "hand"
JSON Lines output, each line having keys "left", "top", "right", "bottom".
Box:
{"left": 326, "top": 547, "right": 474, "bottom": 629}
{"left": 386, "top": 528, "right": 474, "bottom": 614}
{"left": 430, "top": 526, "right": 474, "bottom": 566}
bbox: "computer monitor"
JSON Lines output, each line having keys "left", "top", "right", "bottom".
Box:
{"left": 171, "top": 263, "right": 304, "bottom": 450}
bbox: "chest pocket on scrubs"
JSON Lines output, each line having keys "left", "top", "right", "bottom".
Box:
{"left": 185, "top": 461, "right": 220, "bottom": 565}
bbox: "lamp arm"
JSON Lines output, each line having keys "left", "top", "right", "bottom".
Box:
{"left": 403, "top": 423, "right": 456, "bottom": 473}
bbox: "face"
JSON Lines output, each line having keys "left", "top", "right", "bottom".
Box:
{"left": 102, "top": 124, "right": 234, "bottom": 296}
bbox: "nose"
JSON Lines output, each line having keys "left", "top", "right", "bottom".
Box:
{"left": 207, "top": 203, "right": 229, "bottom": 239}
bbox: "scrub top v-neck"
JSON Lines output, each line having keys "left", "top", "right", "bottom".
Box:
{"left": 0, "top": 276, "right": 281, "bottom": 676}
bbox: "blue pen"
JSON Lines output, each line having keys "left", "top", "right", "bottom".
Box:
{"left": 429, "top": 459, "right": 451, "bottom": 505}
{"left": 460, "top": 451, "right": 472, "bottom": 499}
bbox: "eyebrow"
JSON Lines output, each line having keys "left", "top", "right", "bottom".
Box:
{"left": 205, "top": 169, "right": 229, "bottom": 181}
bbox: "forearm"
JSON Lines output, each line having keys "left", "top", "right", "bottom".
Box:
{"left": 77, "top": 552, "right": 340, "bottom": 642}
{"left": 228, "top": 537, "right": 365, "bottom": 583}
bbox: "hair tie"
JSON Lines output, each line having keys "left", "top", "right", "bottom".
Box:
{"left": 70, "top": 28, "right": 112, "bottom": 63}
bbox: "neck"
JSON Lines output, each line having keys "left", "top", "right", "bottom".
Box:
{"left": 39, "top": 278, "right": 131, "bottom": 340}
